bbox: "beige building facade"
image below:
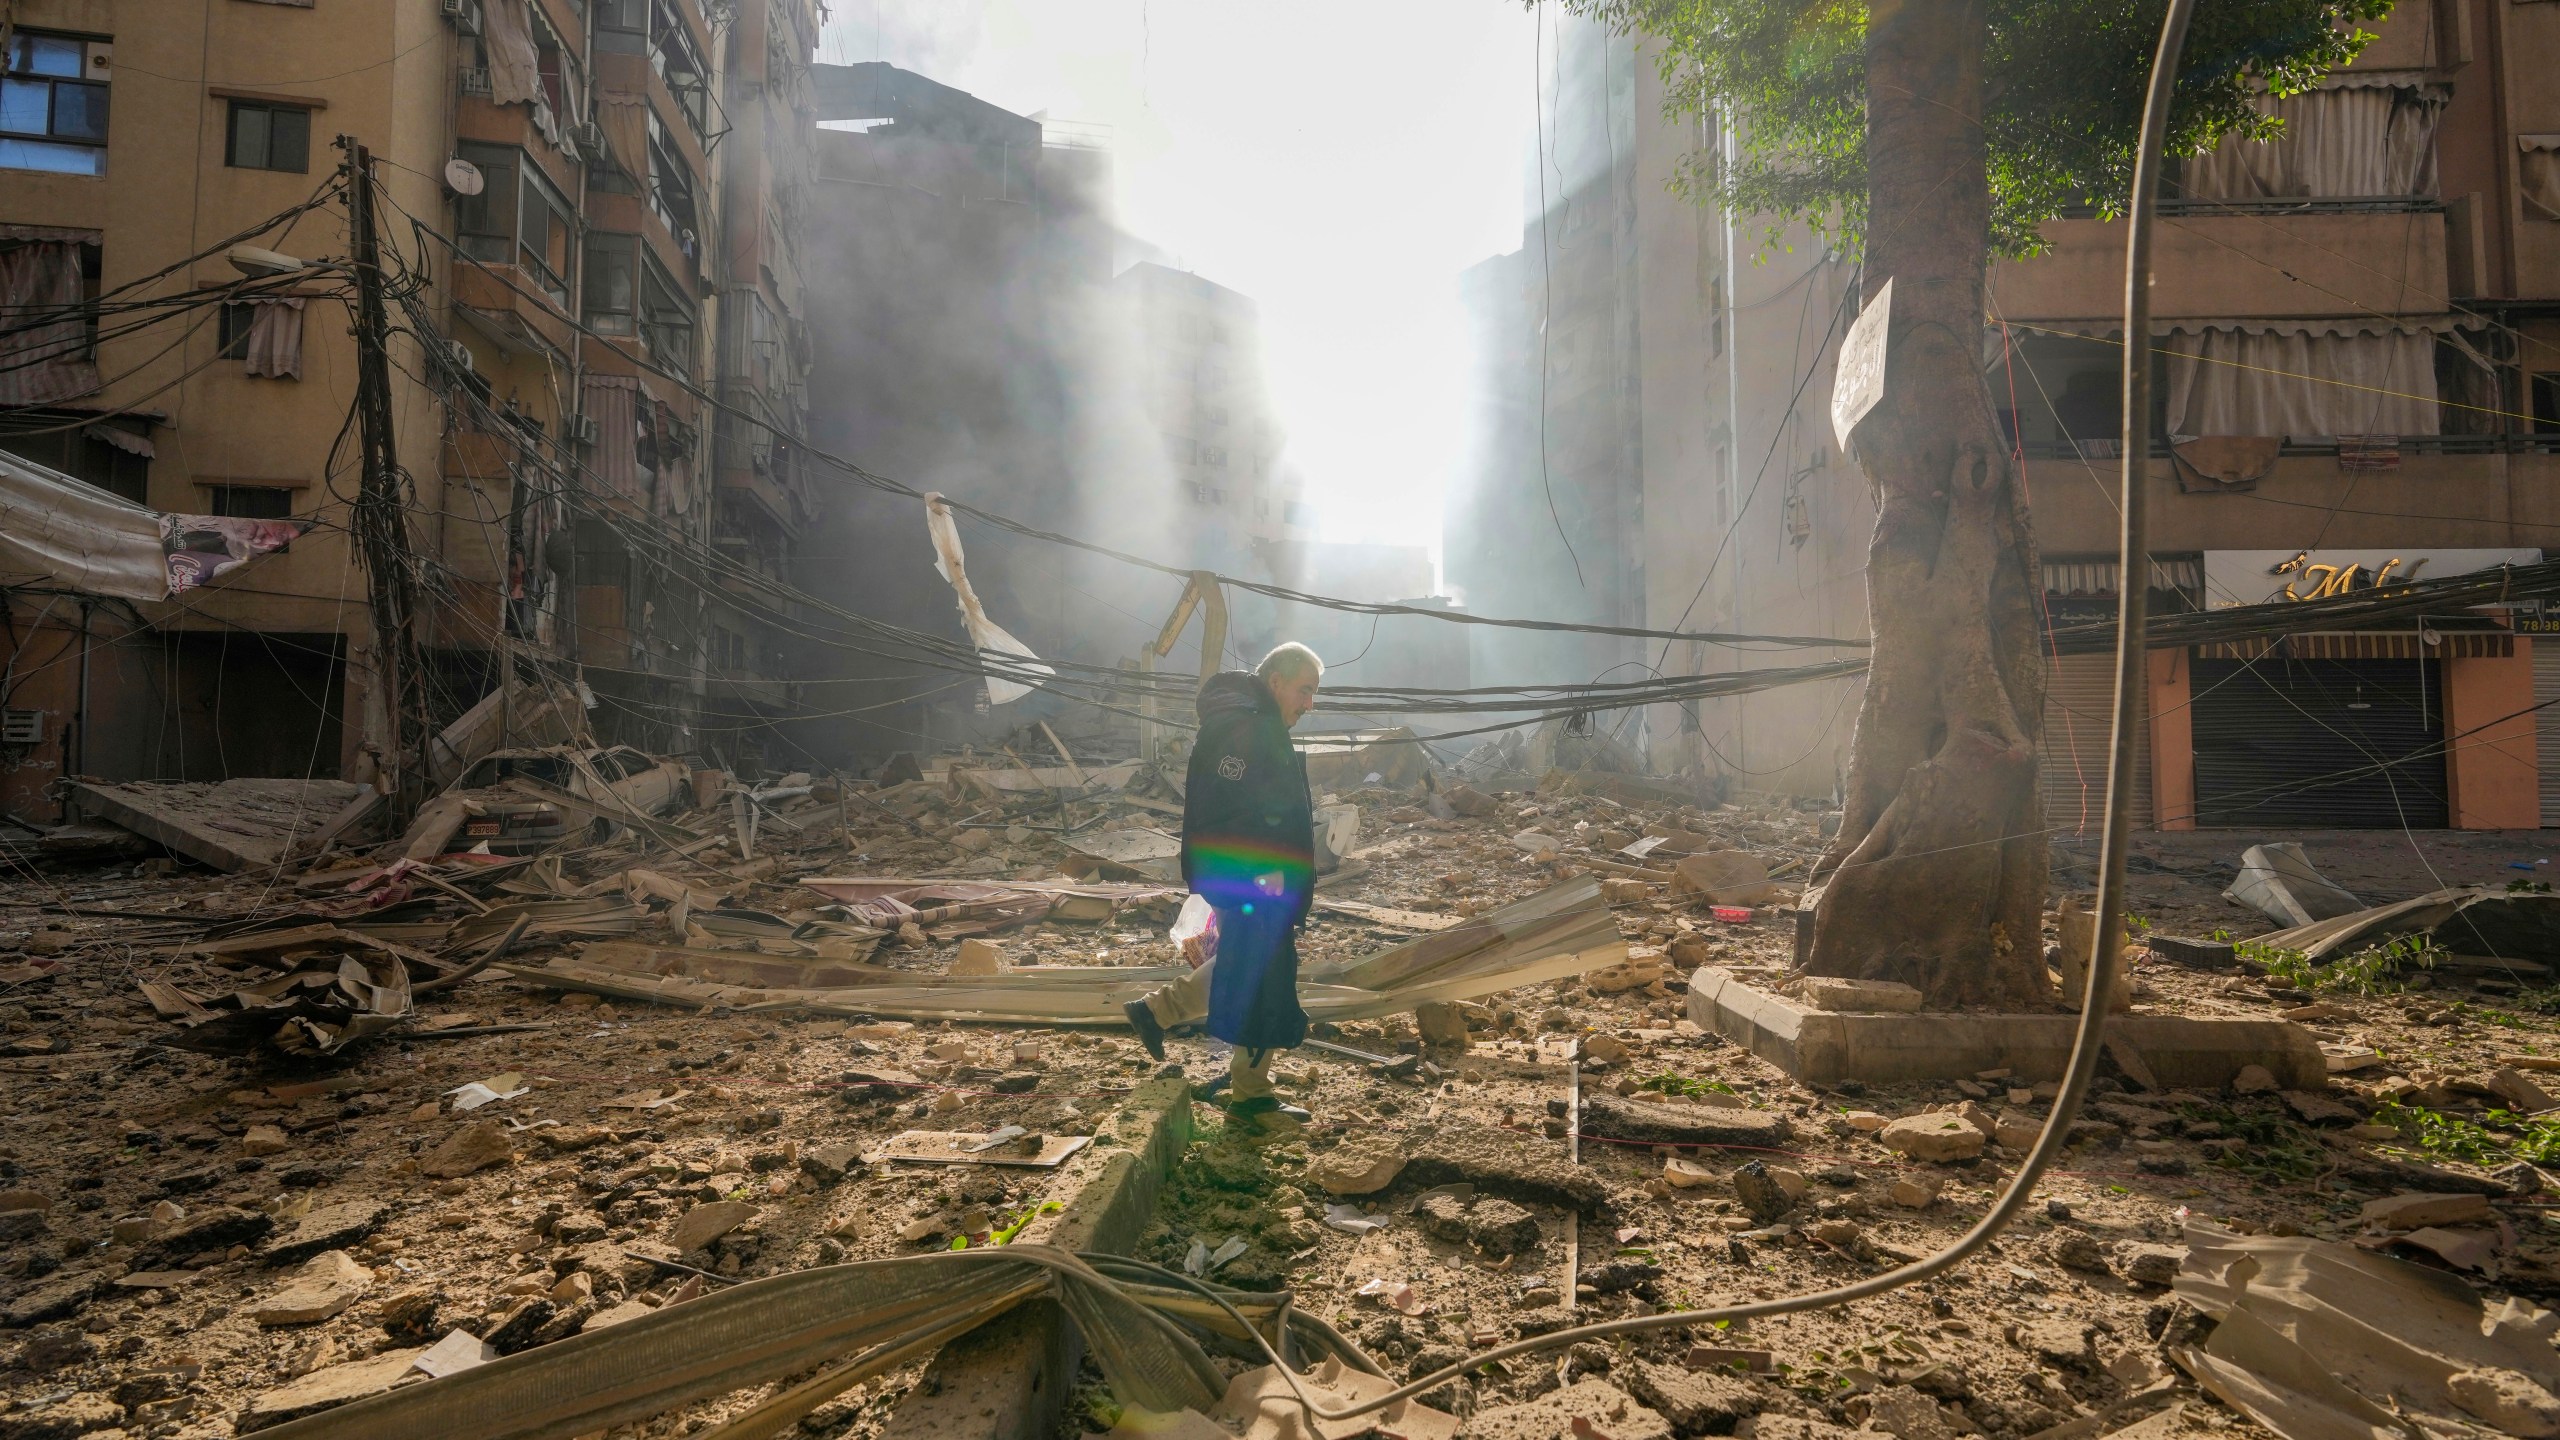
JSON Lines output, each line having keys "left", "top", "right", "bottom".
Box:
{"left": 0, "top": 0, "right": 820, "bottom": 822}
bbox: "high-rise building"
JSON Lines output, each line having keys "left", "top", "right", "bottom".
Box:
{"left": 1116, "top": 260, "right": 1309, "bottom": 567}
{"left": 1451, "top": 0, "right": 2560, "bottom": 833}
{"left": 0, "top": 0, "right": 823, "bottom": 821}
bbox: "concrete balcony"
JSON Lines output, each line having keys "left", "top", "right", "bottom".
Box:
{"left": 2028, "top": 441, "right": 2560, "bottom": 557}
{"left": 1992, "top": 209, "right": 2447, "bottom": 325}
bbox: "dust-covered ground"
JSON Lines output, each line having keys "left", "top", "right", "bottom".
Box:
{"left": 2, "top": 776, "right": 2557, "bottom": 1440}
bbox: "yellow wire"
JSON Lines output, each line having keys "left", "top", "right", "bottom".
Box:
{"left": 1999, "top": 318, "right": 2537, "bottom": 427}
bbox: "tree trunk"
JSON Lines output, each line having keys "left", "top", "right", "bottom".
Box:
{"left": 1802, "top": 0, "right": 2051, "bottom": 1010}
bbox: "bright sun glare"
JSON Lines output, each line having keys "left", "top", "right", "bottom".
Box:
{"left": 818, "top": 1, "right": 1535, "bottom": 573}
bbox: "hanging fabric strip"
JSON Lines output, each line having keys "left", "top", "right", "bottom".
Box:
{"left": 923, "top": 492, "right": 1055, "bottom": 706}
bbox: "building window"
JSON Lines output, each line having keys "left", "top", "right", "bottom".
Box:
{"left": 224, "top": 101, "right": 309, "bottom": 173}
{"left": 0, "top": 413, "right": 147, "bottom": 504}
{"left": 645, "top": 110, "right": 699, "bottom": 256}
{"left": 637, "top": 249, "right": 694, "bottom": 374}
{"left": 582, "top": 233, "right": 637, "bottom": 335}
{"left": 453, "top": 141, "right": 574, "bottom": 309}
{"left": 203, "top": 484, "right": 293, "bottom": 519}
{"left": 218, "top": 302, "right": 255, "bottom": 358}
{"left": 650, "top": 1, "right": 713, "bottom": 144}
{"left": 2534, "top": 374, "right": 2560, "bottom": 436}
{"left": 0, "top": 31, "right": 109, "bottom": 176}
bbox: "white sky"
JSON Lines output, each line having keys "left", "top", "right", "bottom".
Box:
{"left": 816, "top": 1, "right": 1537, "bottom": 564}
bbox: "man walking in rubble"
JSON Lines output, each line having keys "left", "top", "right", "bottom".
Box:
{"left": 1125, "top": 642, "right": 1324, "bottom": 1137}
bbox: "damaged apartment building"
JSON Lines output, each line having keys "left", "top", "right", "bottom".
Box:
{"left": 1453, "top": 0, "right": 2560, "bottom": 833}
{"left": 0, "top": 0, "right": 824, "bottom": 825}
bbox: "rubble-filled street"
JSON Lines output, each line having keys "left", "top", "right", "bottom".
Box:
{"left": 10, "top": 755, "right": 2560, "bottom": 1440}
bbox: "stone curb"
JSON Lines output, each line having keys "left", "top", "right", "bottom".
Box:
{"left": 1688, "top": 965, "right": 2326, "bottom": 1089}
{"left": 884, "top": 1076, "right": 1195, "bottom": 1438}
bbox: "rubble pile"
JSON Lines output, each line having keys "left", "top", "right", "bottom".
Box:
{"left": 7, "top": 748, "right": 2560, "bottom": 1440}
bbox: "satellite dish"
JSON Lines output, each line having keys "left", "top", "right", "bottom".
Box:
{"left": 444, "top": 157, "right": 485, "bottom": 196}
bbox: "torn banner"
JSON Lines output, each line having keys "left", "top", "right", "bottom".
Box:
{"left": 0, "top": 447, "right": 306, "bottom": 600}
{"left": 924, "top": 492, "right": 1054, "bottom": 705}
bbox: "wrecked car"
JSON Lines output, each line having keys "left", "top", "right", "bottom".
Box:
{"left": 440, "top": 746, "right": 693, "bottom": 854}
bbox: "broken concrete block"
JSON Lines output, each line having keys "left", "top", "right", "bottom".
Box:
{"left": 1888, "top": 1176, "right": 1943, "bottom": 1209}
{"left": 1583, "top": 1094, "right": 1790, "bottom": 1149}
{"left": 2232, "top": 1064, "right": 2279, "bottom": 1095}
{"left": 253, "top": 1250, "right": 373, "bottom": 1327}
{"left": 1731, "top": 1160, "right": 1792, "bottom": 1224}
{"left": 0, "top": 1390, "right": 122, "bottom": 1438}
{"left": 1414, "top": 1001, "right": 1470, "bottom": 1048}
{"left": 669, "top": 1199, "right": 758, "bottom": 1253}
{"left": 2359, "top": 1191, "right": 2493, "bottom": 1231}
{"left": 264, "top": 1201, "right": 390, "bottom": 1266}
{"left": 949, "top": 939, "right": 1003, "bottom": 976}
{"left": 2050, "top": 1231, "right": 2110, "bottom": 1272}
{"left": 419, "top": 1121, "right": 514, "bottom": 1179}
{"left": 1672, "top": 851, "right": 1778, "bottom": 905}
{"left": 1866, "top": 1384, "right": 1958, "bottom": 1440}
{"left": 1624, "top": 1359, "right": 1761, "bottom": 1433}
{"left": 2448, "top": 1368, "right": 2560, "bottom": 1438}
{"left": 1663, "top": 1157, "right": 1716, "bottom": 1189}
{"left": 1879, "top": 1115, "right": 1985, "bottom": 1162}
{"left": 1588, "top": 950, "right": 1668, "bottom": 994}
{"left": 239, "top": 1346, "right": 426, "bottom": 1430}
{"left": 2113, "top": 1243, "right": 2184, "bottom": 1287}
{"left": 241, "top": 1124, "right": 290, "bottom": 1157}
{"left": 1310, "top": 1136, "right": 1407, "bottom": 1196}
{"left": 2490, "top": 1069, "right": 2559, "bottom": 1114}
{"left": 1467, "top": 1377, "right": 1674, "bottom": 1440}
{"left": 1800, "top": 977, "right": 1923, "bottom": 1013}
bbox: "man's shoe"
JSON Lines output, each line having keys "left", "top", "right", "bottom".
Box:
{"left": 1223, "top": 1095, "right": 1312, "bottom": 1136}
{"left": 1123, "top": 1000, "right": 1167, "bottom": 1061}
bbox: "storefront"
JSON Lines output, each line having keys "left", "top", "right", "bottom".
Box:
{"left": 2042, "top": 548, "right": 2545, "bottom": 832}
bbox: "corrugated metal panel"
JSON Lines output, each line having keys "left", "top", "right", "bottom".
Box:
{"left": 2191, "top": 657, "right": 2447, "bottom": 828}
{"left": 2043, "top": 652, "right": 2150, "bottom": 839}
{"left": 2536, "top": 645, "right": 2560, "bottom": 827}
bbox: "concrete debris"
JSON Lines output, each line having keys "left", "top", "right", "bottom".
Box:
{"left": 1798, "top": 977, "right": 1923, "bottom": 1013}
{"left": 1878, "top": 1114, "right": 1986, "bottom": 1162}
{"left": 1309, "top": 1136, "right": 1407, "bottom": 1196}
{"left": 2225, "top": 842, "right": 2366, "bottom": 929}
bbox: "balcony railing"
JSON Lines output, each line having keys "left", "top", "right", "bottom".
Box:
{"left": 460, "top": 67, "right": 492, "bottom": 98}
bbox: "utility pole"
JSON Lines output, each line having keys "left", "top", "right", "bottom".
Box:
{"left": 340, "top": 137, "right": 433, "bottom": 824}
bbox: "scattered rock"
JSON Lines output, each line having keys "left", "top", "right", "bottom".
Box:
{"left": 1866, "top": 1384, "right": 1958, "bottom": 1440}
{"left": 374, "top": 1288, "right": 439, "bottom": 1343}
{"left": 1879, "top": 1115, "right": 1985, "bottom": 1163}
{"left": 241, "top": 1124, "right": 290, "bottom": 1157}
{"left": 252, "top": 1250, "right": 374, "bottom": 1326}
{"left": 799, "top": 1141, "right": 864, "bottom": 1186}
{"left": 2448, "top": 1367, "right": 2560, "bottom": 1439}
{"left": 1744, "top": 1418, "right": 1859, "bottom": 1440}
{"left": 2050, "top": 1231, "right": 2110, "bottom": 1272}
{"left": 1731, "top": 1161, "right": 1792, "bottom": 1224}
{"left": 1309, "top": 1135, "right": 1407, "bottom": 1196}
{"left": 419, "top": 1121, "right": 515, "bottom": 1179}
{"left": 1888, "top": 1176, "right": 1943, "bottom": 1210}
{"left": 1468, "top": 1377, "right": 1675, "bottom": 1440}
{"left": 140, "top": 1204, "right": 272, "bottom": 1261}
{"left": 1623, "top": 1360, "right": 1761, "bottom": 1433}
{"left": 1405, "top": 1124, "right": 1609, "bottom": 1215}
{"left": 15, "top": 1327, "right": 96, "bottom": 1375}
{"left": 1663, "top": 1157, "right": 1717, "bottom": 1189}
{"left": 1583, "top": 1094, "right": 1792, "bottom": 1149}
{"left": 950, "top": 938, "right": 1003, "bottom": 976}
{"left": 264, "top": 1200, "right": 390, "bottom": 1265}
{"left": 2360, "top": 1192, "right": 2493, "bottom": 1231}
{"left": 238, "top": 1347, "right": 426, "bottom": 1432}
{"left": 2490, "top": 1070, "right": 2560, "bottom": 1115}
{"left": 2007, "top": 1318, "right": 2095, "bottom": 1370}
{"left": 1, "top": 1269, "right": 106, "bottom": 1328}
{"left": 1415, "top": 1002, "right": 1471, "bottom": 1048}
{"left": 2280, "top": 1090, "right": 2360, "bottom": 1126}
{"left": 669, "top": 1199, "right": 758, "bottom": 1253}
{"left": 2114, "top": 1243, "right": 2184, "bottom": 1288}
{"left": 0, "top": 1391, "right": 124, "bottom": 1439}
{"left": 483, "top": 1296, "right": 555, "bottom": 1354}
{"left": 1800, "top": 978, "right": 1923, "bottom": 1013}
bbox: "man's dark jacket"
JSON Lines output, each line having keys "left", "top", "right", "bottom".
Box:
{"left": 1181, "top": 671, "right": 1313, "bottom": 1049}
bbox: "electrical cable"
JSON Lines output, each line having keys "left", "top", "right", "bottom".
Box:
{"left": 1160, "top": 8, "right": 2194, "bottom": 1425}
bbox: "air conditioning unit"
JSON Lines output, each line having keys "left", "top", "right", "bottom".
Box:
{"left": 441, "top": 0, "right": 482, "bottom": 34}
{"left": 443, "top": 339, "right": 475, "bottom": 377}
{"left": 1, "top": 709, "right": 43, "bottom": 746}
{"left": 573, "top": 122, "right": 607, "bottom": 156}
{"left": 565, "top": 415, "right": 600, "bottom": 448}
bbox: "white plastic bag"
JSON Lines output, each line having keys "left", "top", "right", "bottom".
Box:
{"left": 1169, "top": 893, "right": 1218, "bottom": 969}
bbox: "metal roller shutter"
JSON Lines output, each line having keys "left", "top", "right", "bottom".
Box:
{"left": 2190, "top": 656, "right": 2447, "bottom": 828}
{"left": 2538, "top": 643, "right": 2560, "bottom": 827}
{"left": 2042, "top": 652, "right": 2149, "bottom": 839}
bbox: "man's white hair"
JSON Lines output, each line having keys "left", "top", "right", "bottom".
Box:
{"left": 1256, "top": 641, "right": 1324, "bottom": 683}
